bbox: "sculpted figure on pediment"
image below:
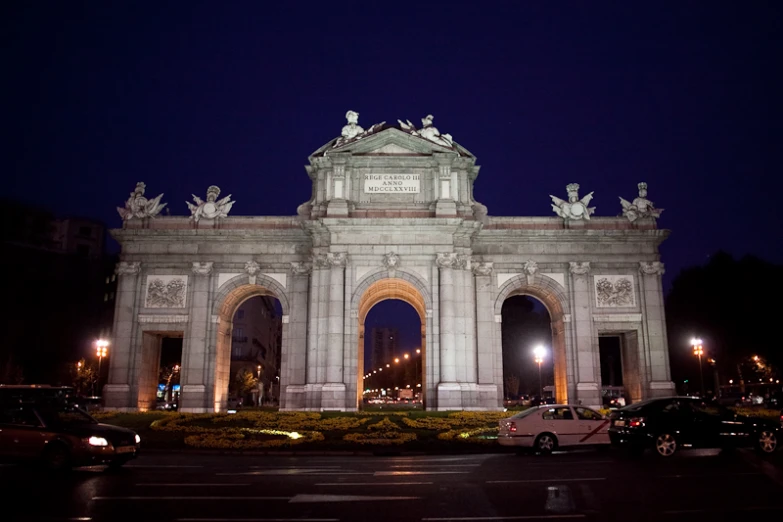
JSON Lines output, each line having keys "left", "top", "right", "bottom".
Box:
{"left": 551, "top": 183, "right": 595, "bottom": 221}
{"left": 620, "top": 182, "right": 664, "bottom": 223}
{"left": 187, "top": 185, "right": 234, "bottom": 222}
{"left": 117, "top": 182, "right": 166, "bottom": 221}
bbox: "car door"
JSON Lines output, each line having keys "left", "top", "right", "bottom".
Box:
{"left": 574, "top": 407, "right": 611, "bottom": 445}
{"left": 541, "top": 406, "right": 580, "bottom": 446}
{"left": 3, "top": 405, "right": 49, "bottom": 459}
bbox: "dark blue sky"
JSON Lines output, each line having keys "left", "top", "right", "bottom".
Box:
{"left": 5, "top": 1, "right": 781, "bottom": 290}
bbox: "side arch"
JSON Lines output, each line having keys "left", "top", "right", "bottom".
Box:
{"left": 494, "top": 274, "right": 571, "bottom": 404}
{"left": 210, "top": 273, "right": 291, "bottom": 412}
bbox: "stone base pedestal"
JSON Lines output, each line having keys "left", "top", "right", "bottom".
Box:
{"left": 326, "top": 199, "right": 349, "bottom": 217}
{"left": 435, "top": 199, "right": 457, "bottom": 217}
{"left": 281, "top": 384, "right": 308, "bottom": 411}
{"left": 647, "top": 381, "right": 676, "bottom": 398}
{"left": 103, "top": 384, "right": 132, "bottom": 411}
{"left": 320, "top": 383, "right": 347, "bottom": 410}
{"left": 575, "top": 382, "right": 601, "bottom": 409}
{"left": 179, "top": 384, "right": 209, "bottom": 413}
{"left": 436, "top": 382, "right": 463, "bottom": 410}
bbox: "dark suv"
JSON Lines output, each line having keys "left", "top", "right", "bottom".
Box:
{"left": 0, "top": 400, "right": 140, "bottom": 470}
{"left": 608, "top": 396, "right": 779, "bottom": 457}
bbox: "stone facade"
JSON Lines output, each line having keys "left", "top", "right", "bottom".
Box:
{"left": 105, "top": 116, "right": 673, "bottom": 412}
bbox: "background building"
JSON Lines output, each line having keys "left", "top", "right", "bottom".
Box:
{"left": 371, "top": 327, "right": 398, "bottom": 369}
{"left": 230, "top": 296, "right": 282, "bottom": 404}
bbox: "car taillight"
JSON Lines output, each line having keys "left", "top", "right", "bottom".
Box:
{"left": 629, "top": 417, "right": 645, "bottom": 428}
{"left": 509, "top": 422, "right": 517, "bottom": 432}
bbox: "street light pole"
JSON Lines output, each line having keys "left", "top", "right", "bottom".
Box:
{"left": 533, "top": 345, "right": 546, "bottom": 400}
{"left": 691, "top": 338, "right": 705, "bottom": 397}
{"left": 95, "top": 339, "right": 109, "bottom": 397}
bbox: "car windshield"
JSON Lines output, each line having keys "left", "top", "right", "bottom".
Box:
{"left": 36, "top": 404, "right": 97, "bottom": 426}
{"left": 510, "top": 407, "right": 541, "bottom": 420}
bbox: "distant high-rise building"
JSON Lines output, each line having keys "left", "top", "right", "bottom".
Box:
{"left": 370, "top": 327, "right": 398, "bottom": 368}
{"left": 230, "top": 296, "right": 282, "bottom": 403}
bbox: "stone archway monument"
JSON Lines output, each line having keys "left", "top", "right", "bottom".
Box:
{"left": 104, "top": 112, "right": 673, "bottom": 412}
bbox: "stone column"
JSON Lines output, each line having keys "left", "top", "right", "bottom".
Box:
{"left": 473, "top": 262, "right": 500, "bottom": 408}
{"left": 568, "top": 262, "right": 601, "bottom": 407}
{"left": 280, "top": 262, "right": 311, "bottom": 410}
{"left": 180, "top": 262, "right": 212, "bottom": 413}
{"left": 462, "top": 256, "right": 477, "bottom": 384}
{"left": 322, "top": 252, "right": 347, "bottom": 409}
{"left": 436, "top": 253, "right": 460, "bottom": 408}
{"left": 306, "top": 255, "right": 327, "bottom": 384}
{"left": 104, "top": 261, "right": 141, "bottom": 410}
{"left": 435, "top": 159, "right": 457, "bottom": 217}
{"left": 639, "top": 262, "right": 675, "bottom": 397}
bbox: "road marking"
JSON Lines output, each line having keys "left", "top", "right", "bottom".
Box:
{"left": 375, "top": 471, "right": 469, "bottom": 476}
{"left": 545, "top": 485, "right": 576, "bottom": 515}
{"left": 289, "top": 494, "right": 420, "bottom": 503}
{"left": 663, "top": 507, "right": 783, "bottom": 514}
{"left": 487, "top": 478, "right": 605, "bottom": 484}
{"left": 249, "top": 465, "right": 342, "bottom": 469}
{"left": 125, "top": 465, "right": 203, "bottom": 468}
{"left": 218, "top": 470, "right": 373, "bottom": 476}
{"left": 422, "top": 514, "right": 586, "bottom": 522}
{"left": 93, "top": 496, "right": 291, "bottom": 501}
{"left": 315, "top": 481, "right": 434, "bottom": 486}
{"left": 178, "top": 519, "right": 339, "bottom": 521}
{"left": 136, "top": 484, "right": 251, "bottom": 487}
{"left": 659, "top": 472, "right": 761, "bottom": 479}
{"left": 389, "top": 464, "right": 481, "bottom": 468}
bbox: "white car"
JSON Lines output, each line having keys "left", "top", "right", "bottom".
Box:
{"left": 498, "top": 404, "right": 611, "bottom": 453}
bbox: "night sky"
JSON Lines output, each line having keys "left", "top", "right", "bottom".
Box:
{"left": 5, "top": 2, "right": 782, "bottom": 372}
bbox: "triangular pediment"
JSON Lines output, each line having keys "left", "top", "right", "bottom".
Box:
{"left": 311, "top": 127, "right": 473, "bottom": 159}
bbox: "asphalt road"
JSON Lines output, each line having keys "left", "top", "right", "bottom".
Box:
{"left": 2, "top": 448, "right": 783, "bottom": 522}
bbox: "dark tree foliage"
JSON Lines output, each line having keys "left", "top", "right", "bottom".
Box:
{"left": 665, "top": 251, "right": 783, "bottom": 386}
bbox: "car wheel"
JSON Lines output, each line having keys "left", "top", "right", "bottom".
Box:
{"left": 43, "top": 443, "right": 71, "bottom": 471}
{"left": 535, "top": 433, "right": 558, "bottom": 454}
{"left": 654, "top": 433, "right": 677, "bottom": 457}
{"left": 756, "top": 430, "right": 778, "bottom": 454}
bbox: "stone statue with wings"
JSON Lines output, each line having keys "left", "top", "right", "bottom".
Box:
{"left": 550, "top": 183, "right": 596, "bottom": 220}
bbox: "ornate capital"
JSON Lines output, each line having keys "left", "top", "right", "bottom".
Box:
{"left": 312, "top": 254, "right": 330, "bottom": 269}
{"left": 472, "top": 262, "right": 494, "bottom": 276}
{"left": 192, "top": 262, "right": 213, "bottom": 275}
{"left": 569, "top": 261, "right": 591, "bottom": 275}
{"left": 454, "top": 254, "right": 471, "bottom": 271}
{"left": 290, "top": 262, "right": 312, "bottom": 275}
{"left": 115, "top": 261, "right": 141, "bottom": 275}
{"left": 327, "top": 252, "right": 347, "bottom": 268}
{"left": 435, "top": 252, "right": 457, "bottom": 269}
{"left": 639, "top": 261, "right": 665, "bottom": 276}
{"left": 244, "top": 261, "right": 261, "bottom": 276}
{"left": 382, "top": 252, "right": 400, "bottom": 270}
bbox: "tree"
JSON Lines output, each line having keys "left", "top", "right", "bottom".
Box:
{"left": 0, "top": 354, "right": 24, "bottom": 384}
{"left": 504, "top": 373, "right": 520, "bottom": 399}
{"left": 230, "top": 368, "right": 258, "bottom": 400}
{"left": 159, "top": 364, "right": 180, "bottom": 402}
{"left": 666, "top": 252, "right": 783, "bottom": 388}
{"left": 70, "top": 359, "right": 97, "bottom": 396}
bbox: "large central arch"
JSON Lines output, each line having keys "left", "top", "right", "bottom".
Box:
{"left": 351, "top": 270, "right": 432, "bottom": 409}
{"left": 494, "top": 275, "right": 571, "bottom": 404}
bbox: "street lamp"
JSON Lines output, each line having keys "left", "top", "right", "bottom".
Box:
{"left": 95, "top": 339, "right": 109, "bottom": 396}
{"left": 533, "top": 345, "right": 546, "bottom": 400}
{"left": 257, "top": 365, "right": 262, "bottom": 379}
{"left": 691, "top": 338, "right": 705, "bottom": 397}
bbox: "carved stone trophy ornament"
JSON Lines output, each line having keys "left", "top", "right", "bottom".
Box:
{"left": 117, "top": 182, "right": 167, "bottom": 221}
{"left": 620, "top": 182, "right": 664, "bottom": 222}
{"left": 550, "top": 183, "right": 596, "bottom": 221}
{"left": 187, "top": 185, "right": 235, "bottom": 222}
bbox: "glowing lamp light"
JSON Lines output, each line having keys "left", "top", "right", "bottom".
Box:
{"left": 533, "top": 345, "right": 546, "bottom": 363}
{"left": 404, "top": 353, "right": 409, "bottom": 359}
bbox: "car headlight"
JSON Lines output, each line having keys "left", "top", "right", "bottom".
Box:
{"left": 88, "top": 436, "right": 109, "bottom": 447}
{"left": 135, "top": 434, "right": 141, "bottom": 444}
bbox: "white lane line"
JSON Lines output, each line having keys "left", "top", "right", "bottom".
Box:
{"left": 249, "top": 465, "right": 342, "bottom": 469}
{"left": 422, "top": 514, "right": 587, "bottom": 522}
{"left": 289, "top": 494, "right": 421, "bottom": 503}
{"left": 487, "top": 478, "right": 605, "bottom": 484}
{"left": 315, "top": 481, "right": 434, "bottom": 486}
{"left": 375, "top": 471, "right": 469, "bottom": 476}
{"left": 136, "top": 484, "right": 251, "bottom": 487}
{"left": 125, "top": 465, "right": 203, "bottom": 468}
{"left": 178, "top": 519, "right": 339, "bottom": 521}
{"left": 663, "top": 507, "right": 783, "bottom": 515}
{"left": 660, "top": 472, "right": 761, "bottom": 478}
{"left": 93, "top": 496, "right": 291, "bottom": 501}
{"left": 389, "top": 464, "right": 481, "bottom": 468}
{"left": 217, "top": 471, "right": 373, "bottom": 476}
